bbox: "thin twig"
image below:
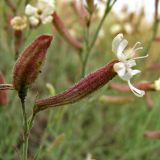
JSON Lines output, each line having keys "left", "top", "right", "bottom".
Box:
{"left": 81, "top": 0, "right": 117, "bottom": 77}
{"left": 0, "top": 84, "right": 14, "bottom": 90}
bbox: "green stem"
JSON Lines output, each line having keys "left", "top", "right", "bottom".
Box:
{"left": 21, "top": 99, "right": 28, "bottom": 160}
{"left": 81, "top": 0, "right": 117, "bottom": 77}
{"left": 81, "top": 15, "right": 92, "bottom": 77}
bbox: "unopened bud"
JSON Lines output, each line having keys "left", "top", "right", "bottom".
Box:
{"left": 85, "top": 0, "right": 97, "bottom": 14}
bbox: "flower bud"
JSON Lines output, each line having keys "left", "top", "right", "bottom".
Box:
{"left": 13, "top": 35, "right": 53, "bottom": 99}
{"left": 52, "top": 12, "right": 82, "bottom": 51}
{"left": 144, "top": 131, "right": 160, "bottom": 139}
{"left": 34, "top": 61, "right": 118, "bottom": 113}
{"left": 99, "top": 95, "right": 134, "bottom": 104}
{"left": 85, "top": 0, "right": 97, "bottom": 15}
{"left": 109, "top": 82, "right": 154, "bottom": 92}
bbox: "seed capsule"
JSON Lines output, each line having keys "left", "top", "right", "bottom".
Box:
{"left": 13, "top": 35, "right": 53, "bottom": 99}
{"left": 34, "top": 61, "right": 117, "bottom": 113}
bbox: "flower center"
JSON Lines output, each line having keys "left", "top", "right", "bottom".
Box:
{"left": 37, "top": 9, "right": 43, "bottom": 15}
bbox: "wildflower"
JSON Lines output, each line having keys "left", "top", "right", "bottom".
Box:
{"left": 11, "top": 16, "right": 27, "bottom": 30}
{"left": 25, "top": 0, "right": 55, "bottom": 27}
{"left": 110, "top": 24, "right": 122, "bottom": 35}
{"left": 113, "top": 33, "right": 148, "bottom": 97}
{"left": 13, "top": 35, "right": 53, "bottom": 99}
{"left": 86, "top": 153, "right": 96, "bottom": 160}
{"left": 154, "top": 77, "right": 160, "bottom": 91}
{"left": 124, "top": 23, "right": 133, "bottom": 34}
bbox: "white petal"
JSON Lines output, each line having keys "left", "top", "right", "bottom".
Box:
{"left": 42, "top": 6, "right": 54, "bottom": 16}
{"left": 117, "top": 39, "right": 128, "bottom": 61}
{"left": 112, "top": 33, "right": 124, "bottom": 53}
{"left": 41, "top": 16, "right": 53, "bottom": 24}
{"left": 28, "top": 16, "right": 39, "bottom": 26}
{"left": 25, "top": 4, "right": 37, "bottom": 16}
{"left": 154, "top": 78, "right": 160, "bottom": 91}
{"left": 128, "top": 80, "right": 145, "bottom": 97}
{"left": 37, "top": 0, "right": 54, "bottom": 10}
{"left": 113, "top": 62, "right": 126, "bottom": 78}
{"left": 121, "top": 70, "right": 133, "bottom": 81}
{"left": 130, "top": 69, "right": 141, "bottom": 76}
{"left": 126, "top": 59, "right": 136, "bottom": 68}
{"left": 121, "top": 68, "right": 141, "bottom": 81}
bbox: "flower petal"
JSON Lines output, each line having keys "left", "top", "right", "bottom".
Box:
{"left": 128, "top": 80, "right": 145, "bottom": 97}
{"left": 25, "top": 4, "right": 37, "bottom": 16}
{"left": 112, "top": 33, "right": 123, "bottom": 53}
{"left": 126, "top": 59, "right": 136, "bottom": 68}
{"left": 113, "top": 62, "right": 126, "bottom": 78}
{"left": 37, "top": 0, "right": 54, "bottom": 10}
{"left": 117, "top": 39, "right": 128, "bottom": 61}
{"left": 130, "top": 69, "right": 141, "bottom": 76}
{"left": 29, "top": 16, "right": 40, "bottom": 26}
{"left": 41, "top": 16, "right": 53, "bottom": 24}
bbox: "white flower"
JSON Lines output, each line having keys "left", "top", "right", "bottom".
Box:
{"left": 154, "top": 78, "right": 160, "bottom": 91}
{"left": 25, "top": 0, "right": 55, "bottom": 27}
{"left": 110, "top": 24, "right": 122, "bottom": 35}
{"left": 124, "top": 23, "right": 134, "bottom": 34}
{"left": 86, "top": 153, "right": 96, "bottom": 160}
{"left": 11, "top": 16, "right": 27, "bottom": 30}
{"left": 113, "top": 33, "right": 148, "bottom": 97}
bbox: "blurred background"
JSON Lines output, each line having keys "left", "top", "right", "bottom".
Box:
{"left": 0, "top": 0, "right": 160, "bottom": 159}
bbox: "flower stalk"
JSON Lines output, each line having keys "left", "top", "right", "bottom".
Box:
{"left": 81, "top": 0, "right": 117, "bottom": 77}
{"left": 0, "top": 84, "right": 14, "bottom": 90}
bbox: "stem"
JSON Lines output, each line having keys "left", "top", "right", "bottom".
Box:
{"left": 21, "top": 98, "right": 28, "bottom": 160}
{"left": 0, "top": 84, "right": 14, "bottom": 90}
{"left": 81, "top": 14, "right": 92, "bottom": 77}
{"left": 81, "top": 0, "right": 117, "bottom": 77}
